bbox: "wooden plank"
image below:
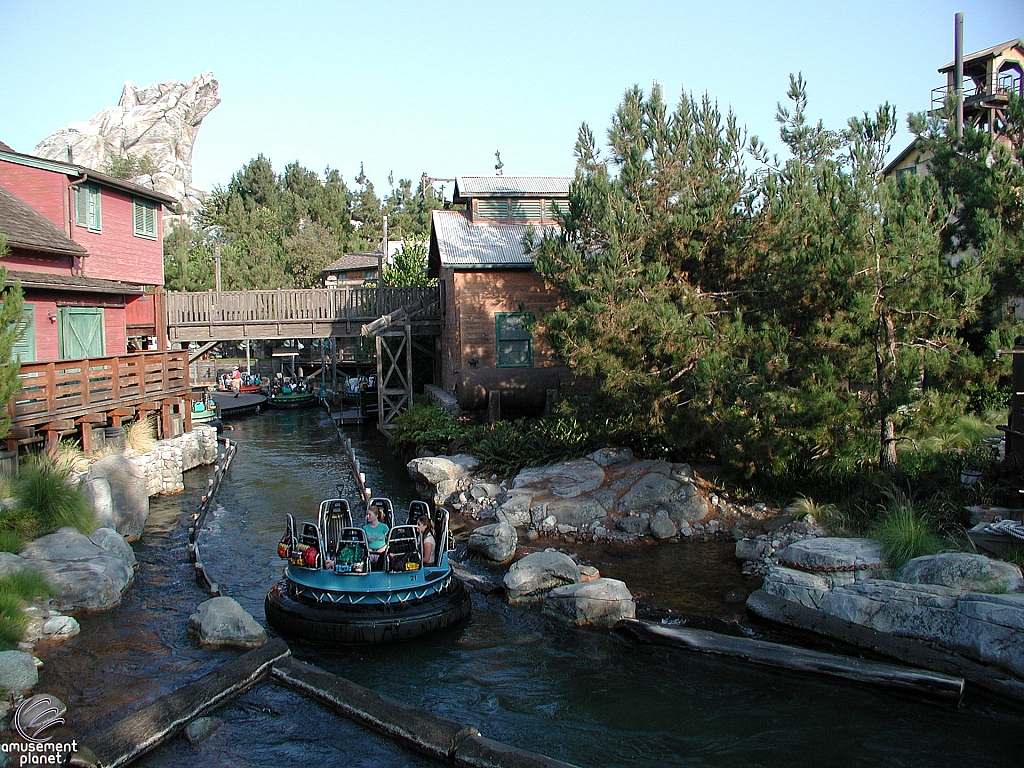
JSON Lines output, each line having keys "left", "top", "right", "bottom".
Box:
{"left": 71, "top": 639, "right": 289, "bottom": 768}
{"left": 615, "top": 619, "right": 966, "bottom": 702}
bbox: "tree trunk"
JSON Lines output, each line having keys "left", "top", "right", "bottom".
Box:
{"left": 875, "top": 308, "right": 898, "bottom": 473}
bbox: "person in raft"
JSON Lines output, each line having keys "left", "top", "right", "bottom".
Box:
{"left": 416, "top": 514, "right": 436, "bottom": 566}
{"left": 362, "top": 503, "right": 389, "bottom": 568}
{"left": 230, "top": 366, "right": 242, "bottom": 397}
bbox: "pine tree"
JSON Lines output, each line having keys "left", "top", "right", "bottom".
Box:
{"left": 0, "top": 234, "right": 24, "bottom": 440}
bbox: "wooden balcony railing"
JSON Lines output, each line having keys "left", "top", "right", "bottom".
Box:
{"left": 165, "top": 286, "right": 441, "bottom": 342}
{"left": 9, "top": 351, "right": 191, "bottom": 429}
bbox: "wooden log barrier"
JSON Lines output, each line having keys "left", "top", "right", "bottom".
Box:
{"left": 69, "top": 639, "right": 290, "bottom": 768}
{"left": 271, "top": 657, "right": 580, "bottom": 768}
{"left": 616, "top": 618, "right": 966, "bottom": 702}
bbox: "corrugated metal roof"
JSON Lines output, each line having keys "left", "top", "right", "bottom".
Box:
{"left": 939, "top": 39, "right": 1024, "bottom": 72}
{"left": 454, "top": 176, "right": 572, "bottom": 199}
{"left": 432, "top": 210, "right": 559, "bottom": 268}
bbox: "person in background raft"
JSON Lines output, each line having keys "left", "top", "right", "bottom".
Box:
{"left": 417, "top": 515, "right": 436, "bottom": 566}
{"left": 362, "top": 503, "right": 389, "bottom": 569}
{"left": 230, "top": 366, "right": 241, "bottom": 397}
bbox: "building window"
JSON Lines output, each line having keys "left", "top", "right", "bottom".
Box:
{"left": 896, "top": 166, "right": 918, "bottom": 182}
{"left": 496, "top": 312, "right": 534, "bottom": 367}
{"left": 133, "top": 199, "right": 158, "bottom": 239}
{"left": 74, "top": 183, "right": 102, "bottom": 232}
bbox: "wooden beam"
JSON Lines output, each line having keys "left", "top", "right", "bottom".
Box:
{"left": 41, "top": 420, "right": 76, "bottom": 432}
{"left": 76, "top": 413, "right": 108, "bottom": 424}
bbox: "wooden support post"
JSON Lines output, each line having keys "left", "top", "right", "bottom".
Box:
{"left": 76, "top": 413, "right": 107, "bottom": 455}
{"left": 108, "top": 407, "right": 135, "bottom": 428}
{"left": 160, "top": 400, "right": 173, "bottom": 440}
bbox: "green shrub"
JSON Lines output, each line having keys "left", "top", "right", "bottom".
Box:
{"left": 15, "top": 455, "right": 95, "bottom": 535}
{"left": 871, "top": 491, "right": 944, "bottom": 569}
{"left": 0, "top": 530, "right": 23, "bottom": 554}
{"left": 389, "top": 400, "right": 462, "bottom": 456}
{"left": 0, "top": 570, "right": 51, "bottom": 650}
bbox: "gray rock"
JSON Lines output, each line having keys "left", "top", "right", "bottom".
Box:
{"left": 897, "top": 553, "right": 1023, "bottom": 593}
{"left": 407, "top": 455, "right": 479, "bottom": 504}
{"left": 82, "top": 455, "right": 150, "bottom": 541}
{"left": 18, "top": 527, "right": 136, "bottom": 611}
{"left": 669, "top": 464, "right": 696, "bottom": 483}
{"left": 775, "top": 537, "right": 883, "bottom": 577}
{"left": 760, "top": 566, "right": 833, "bottom": 609}
{"left": 663, "top": 482, "right": 709, "bottom": 522}
{"left": 617, "top": 473, "right": 679, "bottom": 515}
{"left": 89, "top": 527, "right": 138, "bottom": 571}
{"left": 184, "top": 716, "right": 222, "bottom": 745}
{"left": 42, "top": 615, "right": 80, "bottom": 638}
{"left": 586, "top": 447, "right": 634, "bottom": 467}
{"left": 545, "top": 497, "right": 607, "bottom": 528}
{"left": 188, "top": 597, "right": 266, "bottom": 649}
{"left": 735, "top": 537, "right": 770, "bottom": 561}
{"left": 467, "top": 523, "right": 518, "bottom": 563}
{"left": 494, "top": 490, "right": 534, "bottom": 528}
{"left": 616, "top": 515, "right": 649, "bottom": 536}
{"left": 544, "top": 578, "right": 636, "bottom": 627}
{"left": 513, "top": 459, "right": 605, "bottom": 499}
{"left": 0, "top": 552, "right": 25, "bottom": 577}
{"left": 504, "top": 551, "right": 580, "bottom": 602}
{"left": 82, "top": 477, "right": 115, "bottom": 530}
{"left": 0, "top": 650, "right": 38, "bottom": 692}
{"left": 649, "top": 512, "right": 678, "bottom": 540}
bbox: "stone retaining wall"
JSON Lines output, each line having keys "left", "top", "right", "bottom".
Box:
{"left": 122, "top": 426, "right": 218, "bottom": 497}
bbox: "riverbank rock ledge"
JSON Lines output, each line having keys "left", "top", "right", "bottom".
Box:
{"left": 188, "top": 597, "right": 266, "bottom": 649}
{"left": 18, "top": 527, "right": 137, "bottom": 611}
{"left": 543, "top": 578, "right": 636, "bottom": 627}
{"left": 504, "top": 551, "right": 580, "bottom": 603}
{"left": 467, "top": 522, "right": 517, "bottom": 563}
{"left": 82, "top": 455, "right": 149, "bottom": 540}
{"left": 0, "top": 650, "right": 38, "bottom": 693}
{"left": 407, "top": 455, "right": 479, "bottom": 505}
{"left": 750, "top": 550, "right": 1024, "bottom": 679}
{"left": 409, "top": 448, "right": 777, "bottom": 543}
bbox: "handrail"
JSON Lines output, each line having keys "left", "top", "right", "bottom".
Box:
{"left": 9, "top": 350, "right": 191, "bottom": 427}
{"left": 165, "top": 287, "right": 440, "bottom": 326}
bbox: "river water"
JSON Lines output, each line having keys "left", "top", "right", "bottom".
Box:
{"left": 33, "top": 407, "right": 1024, "bottom": 767}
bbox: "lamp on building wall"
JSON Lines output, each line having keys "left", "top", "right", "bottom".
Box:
{"left": 47, "top": 312, "right": 57, "bottom": 323}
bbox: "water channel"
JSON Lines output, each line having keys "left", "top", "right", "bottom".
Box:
{"left": 33, "top": 407, "right": 1024, "bottom": 766}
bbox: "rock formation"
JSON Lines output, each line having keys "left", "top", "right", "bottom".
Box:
{"left": 33, "top": 72, "right": 220, "bottom": 215}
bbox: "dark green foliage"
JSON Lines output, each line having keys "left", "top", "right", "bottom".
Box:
{"left": 870, "top": 489, "right": 944, "bottom": 569}
{"left": 0, "top": 234, "right": 25, "bottom": 441}
{"left": 103, "top": 152, "right": 159, "bottom": 179}
{"left": 389, "top": 400, "right": 461, "bottom": 456}
{"left": 14, "top": 455, "right": 95, "bottom": 535}
{"left": 382, "top": 241, "right": 434, "bottom": 287}
{"left": 0, "top": 570, "right": 52, "bottom": 650}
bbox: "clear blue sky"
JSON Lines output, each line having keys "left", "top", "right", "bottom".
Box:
{"left": 1, "top": 0, "right": 1021, "bottom": 197}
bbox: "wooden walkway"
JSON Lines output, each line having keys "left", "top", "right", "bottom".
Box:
{"left": 165, "top": 286, "right": 441, "bottom": 343}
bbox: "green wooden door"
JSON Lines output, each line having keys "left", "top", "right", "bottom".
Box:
{"left": 12, "top": 304, "right": 35, "bottom": 362}
{"left": 59, "top": 307, "right": 104, "bottom": 359}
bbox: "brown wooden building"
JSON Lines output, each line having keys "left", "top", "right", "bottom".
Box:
{"left": 428, "top": 175, "right": 575, "bottom": 413}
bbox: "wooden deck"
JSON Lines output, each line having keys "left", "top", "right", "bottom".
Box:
{"left": 7, "top": 351, "right": 194, "bottom": 452}
{"left": 166, "top": 286, "right": 441, "bottom": 343}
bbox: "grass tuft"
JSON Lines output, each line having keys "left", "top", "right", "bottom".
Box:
{"left": 15, "top": 455, "right": 95, "bottom": 535}
{"left": 871, "top": 490, "right": 944, "bottom": 570}
{"left": 0, "top": 570, "right": 52, "bottom": 650}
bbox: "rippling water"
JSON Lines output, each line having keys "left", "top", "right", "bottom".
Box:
{"left": 32, "top": 407, "right": 1024, "bottom": 767}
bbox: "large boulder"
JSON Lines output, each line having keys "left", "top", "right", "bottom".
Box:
{"left": 504, "top": 551, "right": 581, "bottom": 603}
{"left": 544, "top": 497, "right": 607, "bottom": 528}
{"left": 407, "top": 455, "right": 479, "bottom": 505}
{"left": 513, "top": 459, "right": 606, "bottom": 499}
{"left": 188, "top": 597, "right": 266, "bottom": 649}
{"left": 81, "top": 455, "right": 150, "bottom": 541}
{"left": 775, "top": 537, "right": 883, "bottom": 586}
{"left": 544, "top": 578, "right": 636, "bottom": 627}
{"left": 18, "top": 527, "right": 136, "bottom": 611}
{"left": 649, "top": 511, "right": 678, "bottom": 540}
{"left": 897, "top": 553, "right": 1023, "bottom": 593}
{"left": 616, "top": 473, "right": 679, "bottom": 515}
{"left": 494, "top": 490, "right": 534, "bottom": 528}
{"left": 0, "top": 650, "right": 38, "bottom": 692}
{"left": 467, "top": 523, "right": 518, "bottom": 563}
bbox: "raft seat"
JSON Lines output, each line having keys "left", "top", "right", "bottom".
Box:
{"left": 319, "top": 499, "right": 351, "bottom": 560}
{"left": 334, "top": 527, "right": 370, "bottom": 575}
{"left": 386, "top": 526, "right": 422, "bottom": 573}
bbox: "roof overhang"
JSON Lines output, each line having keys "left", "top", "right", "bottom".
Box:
{"left": 5, "top": 270, "right": 148, "bottom": 295}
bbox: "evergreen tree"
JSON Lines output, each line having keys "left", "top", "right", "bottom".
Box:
{"left": 0, "top": 234, "right": 24, "bottom": 440}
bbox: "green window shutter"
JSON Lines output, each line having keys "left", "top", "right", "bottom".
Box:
{"left": 133, "top": 199, "right": 157, "bottom": 238}
{"left": 510, "top": 200, "right": 543, "bottom": 219}
{"left": 496, "top": 312, "right": 534, "bottom": 368}
{"left": 12, "top": 305, "right": 35, "bottom": 363}
{"left": 74, "top": 186, "right": 88, "bottom": 227}
{"left": 59, "top": 306, "right": 104, "bottom": 359}
{"left": 476, "top": 199, "right": 508, "bottom": 219}
{"left": 88, "top": 185, "right": 101, "bottom": 231}
{"left": 546, "top": 200, "right": 565, "bottom": 219}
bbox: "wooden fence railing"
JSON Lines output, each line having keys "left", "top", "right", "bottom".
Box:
{"left": 165, "top": 286, "right": 440, "bottom": 341}
{"left": 10, "top": 351, "right": 191, "bottom": 429}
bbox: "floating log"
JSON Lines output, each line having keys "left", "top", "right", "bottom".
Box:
{"left": 272, "top": 656, "right": 579, "bottom": 768}
{"left": 70, "top": 638, "right": 289, "bottom": 768}
{"left": 617, "top": 618, "right": 965, "bottom": 702}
